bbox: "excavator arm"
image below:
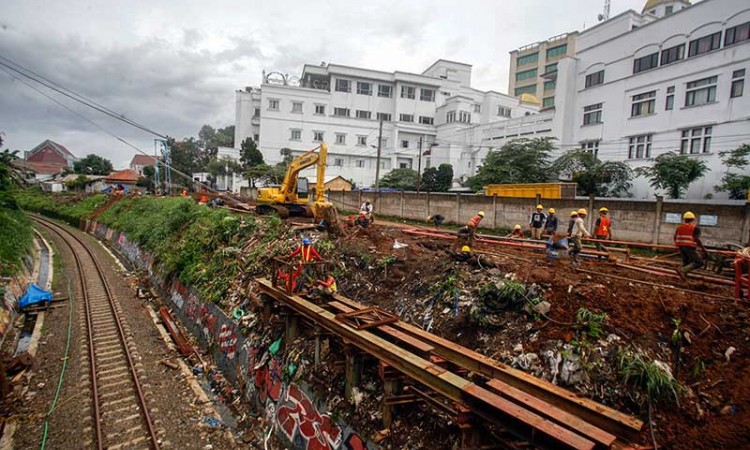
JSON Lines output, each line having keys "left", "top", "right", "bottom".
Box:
{"left": 277, "top": 144, "right": 326, "bottom": 202}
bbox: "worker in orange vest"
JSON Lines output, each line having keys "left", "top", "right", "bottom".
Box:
{"left": 288, "top": 238, "right": 322, "bottom": 264}
{"left": 277, "top": 265, "right": 303, "bottom": 293}
{"left": 594, "top": 207, "right": 612, "bottom": 254}
{"left": 316, "top": 274, "right": 338, "bottom": 296}
{"left": 455, "top": 211, "right": 484, "bottom": 250}
{"left": 198, "top": 187, "right": 209, "bottom": 204}
{"left": 181, "top": 189, "right": 188, "bottom": 197}
{"left": 674, "top": 211, "right": 707, "bottom": 281}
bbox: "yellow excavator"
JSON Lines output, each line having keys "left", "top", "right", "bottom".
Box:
{"left": 256, "top": 143, "right": 342, "bottom": 233}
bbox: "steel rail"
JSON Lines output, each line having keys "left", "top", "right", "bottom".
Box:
{"left": 31, "top": 216, "right": 160, "bottom": 450}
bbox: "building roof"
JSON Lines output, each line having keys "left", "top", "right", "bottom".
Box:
{"left": 307, "top": 175, "right": 352, "bottom": 185}
{"left": 130, "top": 154, "right": 158, "bottom": 166}
{"left": 105, "top": 168, "right": 141, "bottom": 183}
{"left": 28, "top": 139, "right": 76, "bottom": 160}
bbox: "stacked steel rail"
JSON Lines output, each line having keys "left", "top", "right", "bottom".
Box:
{"left": 257, "top": 278, "right": 643, "bottom": 450}
{"left": 32, "top": 216, "right": 160, "bottom": 450}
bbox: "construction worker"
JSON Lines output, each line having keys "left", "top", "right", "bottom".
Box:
{"left": 288, "top": 237, "right": 322, "bottom": 264}
{"left": 454, "top": 245, "right": 473, "bottom": 263}
{"left": 569, "top": 209, "right": 591, "bottom": 266}
{"left": 316, "top": 274, "right": 338, "bottom": 295}
{"left": 594, "top": 207, "right": 612, "bottom": 253}
{"left": 198, "top": 187, "right": 209, "bottom": 205}
{"left": 355, "top": 211, "right": 370, "bottom": 228}
{"left": 567, "top": 210, "right": 578, "bottom": 236}
{"left": 545, "top": 208, "right": 558, "bottom": 236}
{"left": 529, "top": 204, "right": 547, "bottom": 240}
{"left": 181, "top": 189, "right": 188, "bottom": 197}
{"left": 360, "top": 201, "right": 374, "bottom": 222}
{"left": 427, "top": 214, "right": 445, "bottom": 227}
{"left": 277, "top": 264, "right": 303, "bottom": 293}
{"left": 674, "top": 211, "right": 708, "bottom": 281}
{"left": 507, "top": 225, "right": 525, "bottom": 238}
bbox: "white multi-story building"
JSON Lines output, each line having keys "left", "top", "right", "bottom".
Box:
{"left": 540, "top": 0, "right": 749, "bottom": 199}
{"left": 234, "top": 60, "right": 539, "bottom": 188}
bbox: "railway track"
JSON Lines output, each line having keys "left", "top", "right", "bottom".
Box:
{"left": 32, "top": 216, "right": 161, "bottom": 450}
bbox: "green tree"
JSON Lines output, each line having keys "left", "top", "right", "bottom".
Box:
{"left": 379, "top": 168, "right": 418, "bottom": 191}
{"left": 465, "top": 137, "right": 555, "bottom": 191}
{"left": 551, "top": 150, "right": 633, "bottom": 197}
{"left": 169, "top": 137, "right": 201, "bottom": 185}
{"left": 215, "top": 125, "right": 235, "bottom": 147}
{"left": 137, "top": 165, "right": 156, "bottom": 191}
{"left": 635, "top": 152, "right": 709, "bottom": 199}
{"left": 73, "top": 153, "right": 114, "bottom": 175}
{"left": 197, "top": 125, "right": 219, "bottom": 169}
{"left": 239, "top": 137, "right": 264, "bottom": 170}
{"left": 714, "top": 144, "right": 750, "bottom": 200}
{"left": 421, "top": 163, "right": 453, "bottom": 192}
{"left": 65, "top": 174, "right": 89, "bottom": 191}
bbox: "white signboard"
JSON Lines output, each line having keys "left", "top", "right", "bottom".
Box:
{"left": 699, "top": 215, "right": 718, "bottom": 226}
{"left": 664, "top": 213, "right": 682, "bottom": 224}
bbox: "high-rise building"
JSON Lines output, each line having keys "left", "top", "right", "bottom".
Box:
{"left": 507, "top": 32, "right": 578, "bottom": 109}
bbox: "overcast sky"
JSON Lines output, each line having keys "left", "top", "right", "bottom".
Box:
{"left": 0, "top": 0, "right": 647, "bottom": 168}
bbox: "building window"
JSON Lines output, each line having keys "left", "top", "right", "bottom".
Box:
{"left": 291, "top": 101, "right": 303, "bottom": 113}
{"left": 446, "top": 111, "right": 456, "bottom": 123}
{"left": 688, "top": 32, "right": 721, "bottom": 57}
{"left": 376, "top": 112, "right": 391, "bottom": 122}
{"left": 628, "top": 134, "right": 652, "bottom": 159}
{"left": 680, "top": 126, "right": 712, "bottom": 154}
{"left": 335, "top": 79, "right": 351, "bottom": 92}
{"left": 335, "top": 133, "right": 346, "bottom": 145}
{"left": 399, "top": 162, "right": 411, "bottom": 169}
{"left": 355, "top": 110, "right": 371, "bottom": 119}
{"left": 333, "top": 158, "right": 344, "bottom": 167}
{"left": 581, "top": 140, "right": 600, "bottom": 157}
{"left": 685, "top": 76, "right": 717, "bottom": 107}
{"left": 290, "top": 129, "right": 301, "bottom": 141}
{"left": 380, "top": 138, "right": 388, "bottom": 148}
{"left": 268, "top": 99, "right": 279, "bottom": 111}
{"left": 631, "top": 91, "right": 656, "bottom": 117}
{"left": 585, "top": 70, "right": 604, "bottom": 88}
{"left": 546, "top": 44, "right": 567, "bottom": 59}
{"left": 545, "top": 63, "right": 558, "bottom": 74}
{"left": 665, "top": 86, "right": 675, "bottom": 110}
{"left": 517, "top": 52, "right": 539, "bottom": 65}
{"left": 458, "top": 111, "right": 471, "bottom": 123}
{"left": 401, "top": 140, "right": 409, "bottom": 148}
{"left": 544, "top": 81, "right": 556, "bottom": 91}
{"left": 731, "top": 69, "right": 745, "bottom": 98}
{"left": 357, "top": 135, "right": 367, "bottom": 146}
{"left": 514, "top": 85, "right": 536, "bottom": 96}
{"left": 399, "top": 114, "right": 414, "bottom": 122}
{"left": 357, "top": 82, "right": 372, "bottom": 96}
{"left": 380, "top": 161, "right": 386, "bottom": 169}
{"left": 660, "top": 44, "right": 685, "bottom": 66}
{"left": 253, "top": 107, "right": 260, "bottom": 117}
{"left": 314, "top": 104, "right": 326, "bottom": 115}
{"left": 313, "top": 131, "right": 324, "bottom": 142}
{"left": 583, "top": 103, "right": 602, "bottom": 125}
{"left": 633, "top": 53, "right": 659, "bottom": 73}
{"left": 473, "top": 104, "right": 481, "bottom": 113}
{"left": 725, "top": 21, "right": 750, "bottom": 47}
{"left": 334, "top": 107, "right": 350, "bottom": 117}
{"left": 516, "top": 68, "right": 538, "bottom": 81}
{"left": 253, "top": 134, "right": 259, "bottom": 142}
{"left": 378, "top": 85, "right": 392, "bottom": 98}
{"left": 420, "top": 88, "right": 435, "bottom": 102}
{"left": 419, "top": 116, "right": 434, "bottom": 125}
{"left": 401, "top": 86, "right": 415, "bottom": 99}
{"left": 542, "top": 97, "right": 555, "bottom": 108}
{"left": 355, "top": 160, "right": 365, "bottom": 168}
{"left": 497, "top": 106, "right": 511, "bottom": 117}
{"left": 665, "top": 5, "right": 673, "bottom": 14}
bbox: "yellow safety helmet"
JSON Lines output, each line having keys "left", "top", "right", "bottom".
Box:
{"left": 570, "top": 210, "right": 579, "bottom": 217}
{"left": 599, "top": 207, "right": 608, "bottom": 213}
{"left": 514, "top": 224, "right": 522, "bottom": 230}
{"left": 478, "top": 211, "right": 485, "bottom": 217}
{"left": 536, "top": 204, "right": 543, "bottom": 209}
{"left": 548, "top": 208, "right": 556, "bottom": 214}
{"left": 461, "top": 245, "right": 471, "bottom": 252}
{"left": 578, "top": 208, "right": 588, "bottom": 215}
{"left": 683, "top": 211, "right": 696, "bottom": 220}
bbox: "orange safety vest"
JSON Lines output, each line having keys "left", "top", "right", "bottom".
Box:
{"left": 595, "top": 217, "right": 611, "bottom": 237}
{"left": 467, "top": 215, "right": 482, "bottom": 228}
{"left": 300, "top": 246, "right": 320, "bottom": 263}
{"left": 674, "top": 223, "right": 697, "bottom": 248}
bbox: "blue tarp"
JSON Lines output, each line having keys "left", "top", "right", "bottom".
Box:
{"left": 18, "top": 284, "right": 53, "bottom": 310}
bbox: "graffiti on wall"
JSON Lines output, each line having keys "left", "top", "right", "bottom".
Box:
{"left": 100, "top": 223, "right": 374, "bottom": 450}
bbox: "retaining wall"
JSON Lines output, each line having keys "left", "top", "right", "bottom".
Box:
{"left": 86, "top": 220, "right": 373, "bottom": 450}
{"left": 329, "top": 190, "right": 750, "bottom": 246}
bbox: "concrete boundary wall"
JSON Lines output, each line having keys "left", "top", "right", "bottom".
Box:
{"left": 329, "top": 190, "right": 750, "bottom": 246}
{"left": 85, "top": 220, "right": 375, "bottom": 450}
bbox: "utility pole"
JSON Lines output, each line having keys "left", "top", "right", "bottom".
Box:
{"left": 416, "top": 136, "right": 423, "bottom": 193}
{"left": 374, "top": 117, "right": 383, "bottom": 190}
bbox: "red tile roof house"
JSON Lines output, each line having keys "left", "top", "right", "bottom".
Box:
{"left": 23, "top": 140, "right": 77, "bottom": 181}
{"left": 104, "top": 168, "right": 141, "bottom": 192}
{"left": 129, "top": 154, "right": 159, "bottom": 176}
